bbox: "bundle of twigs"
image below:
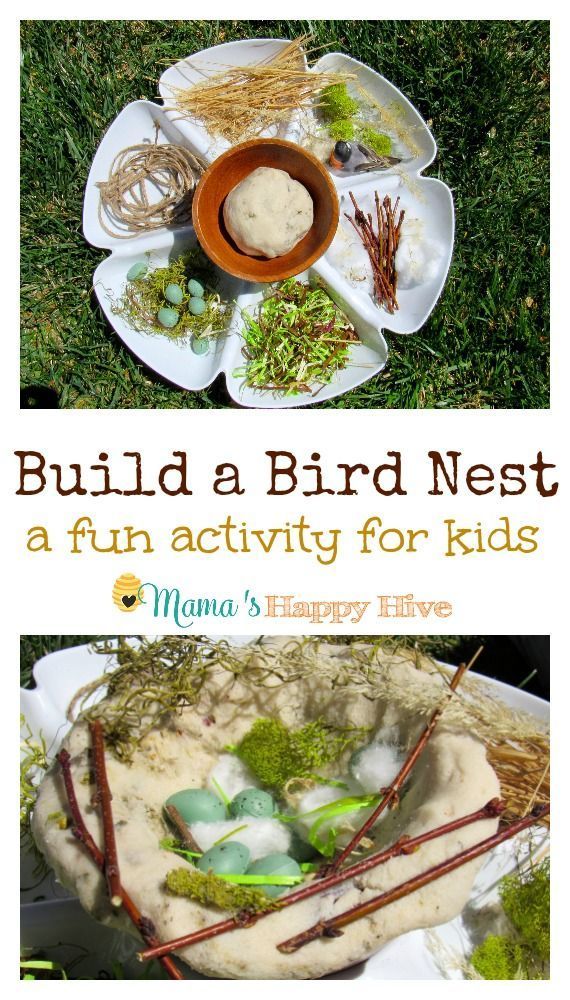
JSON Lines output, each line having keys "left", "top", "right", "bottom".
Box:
{"left": 166, "top": 35, "right": 353, "bottom": 144}
{"left": 97, "top": 134, "right": 206, "bottom": 238}
{"left": 345, "top": 189, "right": 405, "bottom": 313}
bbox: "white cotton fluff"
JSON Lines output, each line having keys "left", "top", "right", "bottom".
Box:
{"left": 293, "top": 781, "right": 366, "bottom": 846}
{"left": 395, "top": 218, "right": 445, "bottom": 289}
{"left": 327, "top": 225, "right": 375, "bottom": 294}
{"left": 207, "top": 753, "right": 257, "bottom": 802}
{"left": 190, "top": 818, "right": 291, "bottom": 861}
{"left": 350, "top": 743, "right": 406, "bottom": 794}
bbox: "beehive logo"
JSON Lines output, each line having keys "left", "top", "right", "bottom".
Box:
{"left": 112, "top": 573, "right": 143, "bottom": 612}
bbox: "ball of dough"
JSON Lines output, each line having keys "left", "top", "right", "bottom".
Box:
{"left": 223, "top": 166, "right": 313, "bottom": 259}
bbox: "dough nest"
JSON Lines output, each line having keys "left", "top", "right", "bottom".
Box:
{"left": 32, "top": 640, "right": 500, "bottom": 980}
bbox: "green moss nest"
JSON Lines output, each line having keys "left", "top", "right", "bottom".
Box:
{"left": 320, "top": 83, "right": 360, "bottom": 122}
{"left": 359, "top": 127, "right": 392, "bottom": 157}
{"left": 112, "top": 249, "right": 229, "bottom": 343}
{"left": 328, "top": 119, "right": 356, "bottom": 141}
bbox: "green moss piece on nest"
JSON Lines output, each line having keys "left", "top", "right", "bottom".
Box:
{"left": 320, "top": 83, "right": 359, "bottom": 122}
{"left": 329, "top": 119, "right": 356, "bottom": 141}
{"left": 501, "top": 859, "right": 550, "bottom": 964}
{"left": 471, "top": 935, "right": 527, "bottom": 980}
{"left": 359, "top": 127, "right": 392, "bottom": 157}
{"left": 165, "top": 867, "right": 278, "bottom": 915}
{"left": 471, "top": 860, "right": 550, "bottom": 979}
{"left": 236, "top": 717, "right": 368, "bottom": 793}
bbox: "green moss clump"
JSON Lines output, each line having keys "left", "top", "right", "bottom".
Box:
{"left": 501, "top": 859, "right": 550, "bottom": 963}
{"left": 165, "top": 867, "right": 277, "bottom": 915}
{"left": 470, "top": 860, "right": 549, "bottom": 980}
{"left": 471, "top": 936, "right": 526, "bottom": 980}
{"left": 359, "top": 127, "right": 392, "bottom": 157}
{"left": 236, "top": 717, "right": 368, "bottom": 792}
{"left": 320, "top": 83, "right": 359, "bottom": 122}
{"left": 329, "top": 119, "right": 356, "bottom": 141}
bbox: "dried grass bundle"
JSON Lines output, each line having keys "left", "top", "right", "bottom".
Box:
{"left": 165, "top": 35, "right": 354, "bottom": 144}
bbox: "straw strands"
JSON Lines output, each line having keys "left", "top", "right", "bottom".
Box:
{"left": 165, "top": 35, "right": 354, "bottom": 144}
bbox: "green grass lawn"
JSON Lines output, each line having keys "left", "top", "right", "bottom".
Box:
{"left": 20, "top": 20, "right": 549, "bottom": 409}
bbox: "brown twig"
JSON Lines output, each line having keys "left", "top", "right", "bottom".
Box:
{"left": 57, "top": 748, "right": 184, "bottom": 980}
{"left": 57, "top": 749, "right": 104, "bottom": 867}
{"left": 347, "top": 190, "right": 405, "bottom": 313}
{"left": 320, "top": 651, "right": 482, "bottom": 876}
{"left": 165, "top": 803, "right": 203, "bottom": 855}
{"left": 276, "top": 803, "right": 550, "bottom": 953}
{"left": 89, "top": 720, "right": 122, "bottom": 909}
{"left": 136, "top": 797, "right": 504, "bottom": 963}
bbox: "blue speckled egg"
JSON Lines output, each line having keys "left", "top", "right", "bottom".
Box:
{"left": 127, "top": 262, "right": 148, "bottom": 281}
{"left": 246, "top": 853, "right": 301, "bottom": 897}
{"left": 157, "top": 306, "right": 179, "bottom": 329}
{"left": 165, "top": 283, "right": 184, "bottom": 305}
{"left": 197, "top": 841, "right": 250, "bottom": 875}
{"left": 289, "top": 831, "right": 318, "bottom": 863}
{"left": 165, "top": 788, "right": 225, "bottom": 824}
{"left": 230, "top": 788, "right": 274, "bottom": 819}
{"left": 188, "top": 296, "right": 206, "bottom": 316}
{"left": 191, "top": 336, "right": 209, "bottom": 356}
{"left": 187, "top": 278, "right": 205, "bottom": 298}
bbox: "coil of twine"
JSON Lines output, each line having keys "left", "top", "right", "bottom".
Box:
{"left": 96, "top": 137, "right": 206, "bottom": 238}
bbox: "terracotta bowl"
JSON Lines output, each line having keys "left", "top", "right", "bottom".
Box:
{"left": 192, "top": 138, "right": 339, "bottom": 282}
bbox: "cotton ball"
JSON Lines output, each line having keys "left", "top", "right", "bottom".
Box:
{"left": 297, "top": 784, "right": 344, "bottom": 816}
{"left": 293, "top": 780, "right": 368, "bottom": 848}
{"left": 207, "top": 754, "right": 257, "bottom": 801}
{"left": 328, "top": 223, "right": 374, "bottom": 293}
{"left": 190, "top": 818, "right": 291, "bottom": 861}
{"left": 395, "top": 226, "right": 445, "bottom": 289}
{"left": 350, "top": 743, "right": 406, "bottom": 794}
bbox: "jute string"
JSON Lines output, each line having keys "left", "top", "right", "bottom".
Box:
{"left": 96, "top": 128, "right": 206, "bottom": 238}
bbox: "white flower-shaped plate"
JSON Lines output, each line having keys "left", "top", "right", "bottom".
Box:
{"left": 21, "top": 640, "right": 548, "bottom": 980}
{"left": 84, "top": 41, "right": 454, "bottom": 407}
